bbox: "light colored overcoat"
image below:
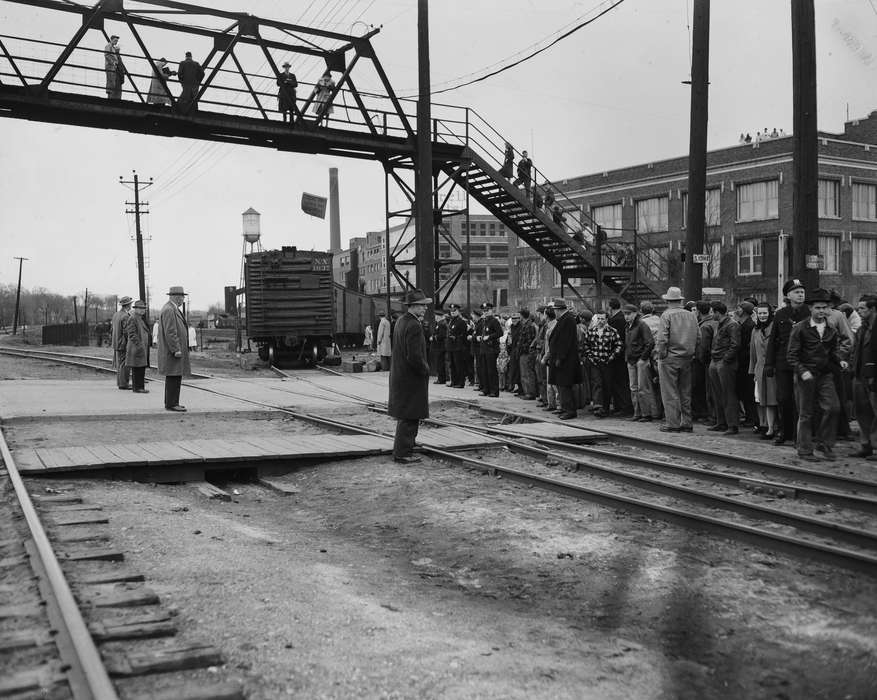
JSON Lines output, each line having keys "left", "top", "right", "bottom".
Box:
{"left": 377, "top": 316, "right": 392, "bottom": 356}
{"left": 157, "top": 301, "right": 191, "bottom": 376}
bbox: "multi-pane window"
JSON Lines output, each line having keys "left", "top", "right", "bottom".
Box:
{"left": 682, "top": 189, "right": 721, "bottom": 227}
{"left": 637, "top": 245, "right": 669, "bottom": 279}
{"left": 818, "top": 180, "right": 840, "bottom": 218}
{"left": 592, "top": 203, "right": 623, "bottom": 238}
{"left": 701, "top": 240, "right": 722, "bottom": 280}
{"left": 852, "top": 237, "right": 877, "bottom": 273}
{"left": 517, "top": 259, "right": 541, "bottom": 289}
{"left": 736, "top": 180, "right": 779, "bottom": 221}
{"left": 852, "top": 183, "right": 877, "bottom": 220}
{"left": 737, "top": 238, "right": 763, "bottom": 275}
{"left": 489, "top": 244, "right": 508, "bottom": 257}
{"left": 818, "top": 235, "right": 839, "bottom": 273}
{"left": 635, "top": 197, "right": 669, "bottom": 232}
{"left": 489, "top": 268, "right": 509, "bottom": 281}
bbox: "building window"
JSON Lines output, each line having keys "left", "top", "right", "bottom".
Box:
{"left": 635, "top": 197, "right": 669, "bottom": 232}
{"left": 852, "top": 183, "right": 877, "bottom": 220}
{"left": 818, "top": 235, "right": 839, "bottom": 273}
{"left": 853, "top": 237, "right": 877, "bottom": 273}
{"left": 736, "top": 180, "right": 779, "bottom": 222}
{"left": 517, "top": 259, "right": 541, "bottom": 289}
{"left": 682, "top": 189, "right": 721, "bottom": 228}
{"left": 592, "top": 203, "right": 623, "bottom": 238}
{"left": 818, "top": 180, "right": 840, "bottom": 218}
{"left": 489, "top": 268, "right": 509, "bottom": 281}
{"left": 737, "top": 238, "right": 763, "bottom": 275}
{"left": 701, "top": 240, "right": 722, "bottom": 280}
{"left": 489, "top": 244, "right": 508, "bottom": 257}
{"left": 637, "top": 245, "right": 669, "bottom": 279}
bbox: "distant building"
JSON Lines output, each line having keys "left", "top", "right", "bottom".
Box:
{"left": 511, "top": 109, "right": 877, "bottom": 307}
{"left": 337, "top": 214, "right": 512, "bottom": 311}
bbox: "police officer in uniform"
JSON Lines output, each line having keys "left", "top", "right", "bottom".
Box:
{"left": 430, "top": 307, "right": 448, "bottom": 385}
{"left": 479, "top": 302, "right": 504, "bottom": 397}
{"left": 446, "top": 304, "right": 468, "bottom": 388}
{"left": 469, "top": 307, "right": 483, "bottom": 391}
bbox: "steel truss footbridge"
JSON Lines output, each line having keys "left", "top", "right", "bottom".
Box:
{"left": 0, "top": 0, "right": 657, "bottom": 307}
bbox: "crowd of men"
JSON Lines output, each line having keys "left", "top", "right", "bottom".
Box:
{"left": 420, "top": 280, "right": 876, "bottom": 463}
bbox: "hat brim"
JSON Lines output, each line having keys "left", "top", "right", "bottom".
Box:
{"left": 407, "top": 299, "right": 432, "bottom": 305}
{"left": 662, "top": 294, "right": 683, "bottom": 301}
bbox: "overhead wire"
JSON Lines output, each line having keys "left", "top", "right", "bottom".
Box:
{"left": 399, "top": 0, "right": 627, "bottom": 98}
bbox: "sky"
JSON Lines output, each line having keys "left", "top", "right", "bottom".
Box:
{"left": 1, "top": 0, "right": 875, "bottom": 311}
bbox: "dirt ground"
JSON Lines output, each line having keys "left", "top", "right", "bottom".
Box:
{"left": 3, "top": 342, "right": 877, "bottom": 699}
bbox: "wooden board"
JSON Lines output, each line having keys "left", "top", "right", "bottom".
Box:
{"left": 416, "top": 426, "right": 501, "bottom": 450}
{"left": 487, "top": 422, "right": 607, "bottom": 443}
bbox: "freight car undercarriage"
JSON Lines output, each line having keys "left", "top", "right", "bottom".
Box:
{"left": 254, "top": 335, "right": 338, "bottom": 368}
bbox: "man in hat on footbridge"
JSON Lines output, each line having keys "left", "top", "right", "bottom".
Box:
{"left": 388, "top": 289, "right": 432, "bottom": 464}
{"left": 111, "top": 296, "right": 133, "bottom": 390}
{"left": 157, "top": 286, "right": 191, "bottom": 412}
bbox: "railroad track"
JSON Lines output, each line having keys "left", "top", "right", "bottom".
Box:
{"left": 5, "top": 348, "right": 877, "bottom": 576}
{"left": 0, "top": 346, "right": 211, "bottom": 379}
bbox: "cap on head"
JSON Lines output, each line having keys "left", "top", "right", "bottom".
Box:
{"left": 133, "top": 300, "right": 147, "bottom": 309}
{"left": 167, "top": 286, "right": 186, "bottom": 296}
{"left": 110, "top": 34, "right": 119, "bottom": 40}
{"left": 185, "top": 51, "right": 192, "bottom": 57}
{"left": 449, "top": 303, "right": 461, "bottom": 311}
{"left": 661, "top": 286, "right": 683, "bottom": 301}
{"left": 282, "top": 62, "right": 291, "bottom": 68}
{"left": 622, "top": 304, "right": 638, "bottom": 313}
{"left": 551, "top": 298, "right": 567, "bottom": 310}
{"left": 482, "top": 301, "right": 495, "bottom": 310}
{"left": 404, "top": 288, "right": 432, "bottom": 306}
{"left": 119, "top": 296, "right": 133, "bottom": 307}
{"left": 782, "top": 278, "right": 805, "bottom": 296}
{"left": 739, "top": 301, "right": 755, "bottom": 314}
{"left": 684, "top": 301, "right": 697, "bottom": 311}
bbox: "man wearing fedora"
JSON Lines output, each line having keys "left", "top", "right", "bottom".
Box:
{"left": 277, "top": 61, "right": 298, "bottom": 123}
{"left": 157, "top": 286, "right": 191, "bottom": 412}
{"left": 124, "top": 300, "right": 151, "bottom": 394}
{"left": 546, "top": 298, "right": 582, "bottom": 419}
{"left": 388, "top": 289, "right": 432, "bottom": 464}
{"left": 111, "top": 296, "right": 133, "bottom": 390}
{"left": 655, "top": 286, "right": 700, "bottom": 432}
{"left": 787, "top": 288, "right": 847, "bottom": 461}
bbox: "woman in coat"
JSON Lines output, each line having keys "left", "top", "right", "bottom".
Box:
{"left": 147, "top": 57, "right": 176, "bottom": 105}
{"left": 124, "top": 300, "right": 151, "bottom": 393}
{"left": 749, "top": 303, "right": 778, "bottom": 438}
{"left": 311, "top": 71, "right": 335, "bottom": 125}
{"left": 376, "top": 312, "right": 392, "bottom": 370}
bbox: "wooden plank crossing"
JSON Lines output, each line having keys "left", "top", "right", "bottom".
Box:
{"left": 416, "top": 426, "right": 501, "bottom": 450}
{"left": 487, "top": 422, "right": 607, "bottom": 443}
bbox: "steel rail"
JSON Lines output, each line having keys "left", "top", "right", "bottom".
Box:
{"left": 6, "top": 351, "right": 876, "bottom": 574}
{"left": 0, "top": 347, "right": 211, "bottom": 379}
{"left": 453, "top": 399, "right": 877, "bottom": 497}
{"left": 0, "top": 427, "right": 119, "bottom": 699}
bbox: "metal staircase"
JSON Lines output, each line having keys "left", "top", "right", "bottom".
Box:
{"left": 430, "top": 110, "right": 662, "bottom": 306}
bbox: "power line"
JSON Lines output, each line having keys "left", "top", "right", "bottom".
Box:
{"left": 405, "top": 0, "right": 627, "bottom": 97}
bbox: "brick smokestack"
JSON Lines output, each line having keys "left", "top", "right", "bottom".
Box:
{"left": 329, "top": 167, "right": 341, "bottom": 253}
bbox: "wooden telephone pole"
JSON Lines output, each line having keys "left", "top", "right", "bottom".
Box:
{"left": 415, "top": 0, "right": 435, "bottom": 304}
{"left": 791, "top": 0, "right": 820, "bottom": 290}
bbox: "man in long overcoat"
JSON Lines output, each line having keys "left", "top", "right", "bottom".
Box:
{"left": 157, "top": 286, "right": 191, "bottom": 411}
{"left": 111, "top": 296, "right": 133, "bottom": 390}
{"left": 177, "top": 51, "right": 205, "bottom": 113}
{"left": 388, "top": 289, "right": 432, "bottom": 464}
{"left": 547, "top": 298, "right": 582, "bottom": 419}
{"left": 124, "top": 300, "right": 151, "bottom": 393}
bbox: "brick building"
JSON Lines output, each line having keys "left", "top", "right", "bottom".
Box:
{"left": 336, "top": 214, "right": 512, "bottom": 309}
{"left": 511, "top": 110, "right": 877, "bottom": 308}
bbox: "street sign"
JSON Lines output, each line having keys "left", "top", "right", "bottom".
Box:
{"left": 301, "top": 192, "right": 328, "bottom": 219}
{"left": 692, "top": 253, "right": 711, "bottom": 264}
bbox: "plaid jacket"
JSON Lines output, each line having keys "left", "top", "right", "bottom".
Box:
{"left": 518, "top": 318, "right": 537, "bottom": 352}
{"left": 585, "top": 325, "right": 622, "bottom": 366}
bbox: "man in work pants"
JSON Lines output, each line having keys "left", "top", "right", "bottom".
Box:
{"left": 851, "top": 296, "right": 877, "bottom": 459}
{"left": 111, "top": 296, "right": 133, "bottom": 390}
{"left": 655, "top": 286, "right": 699, "bottom": 433}
{"left": 707, "top": 301, "right": 741, "bottom": 435}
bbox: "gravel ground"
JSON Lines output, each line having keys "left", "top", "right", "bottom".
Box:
{"left": 4, "top": 345, "right": 877, "bottom": 699}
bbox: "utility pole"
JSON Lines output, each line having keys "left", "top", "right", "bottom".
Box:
{"left": 12, "top": 256, "right": 28, "bottom": 335}
{"left": 119, "top": 171, "right": 153, "bottom": 306}
{"left": 791, "top": 0, "right": 819, "bottom": 290}
{"left": 415, "top": 0, "right": 435, "bottom": 304}
{"left": 683, "top": 0, "right": 710, "bottom": 302}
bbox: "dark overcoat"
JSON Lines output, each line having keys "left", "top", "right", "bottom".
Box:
{"left": 388, "top": 311, "right": 430, "bottom": 420}
{"left": 547, "top": 310, "right": 582, "bottom": 386}
{"left": 157, "top": 300, "right": 191, "bottom": 377}
{"left": 124, "top": 314, "right": 150, "bottom": 368}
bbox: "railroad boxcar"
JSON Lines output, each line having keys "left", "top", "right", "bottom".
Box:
{"left": 245, "top": 247, "right": 335, "bottom": 365}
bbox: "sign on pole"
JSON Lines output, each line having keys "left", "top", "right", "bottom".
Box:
{"left": 692, "top": 253, "right": 711, "bottom": 264}
{"left": 301, "top": 193, "right": 328, "bottom": 219}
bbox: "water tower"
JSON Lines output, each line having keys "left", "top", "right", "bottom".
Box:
{"left": 238, "top": 207, "right": 263, "bottom": 353}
